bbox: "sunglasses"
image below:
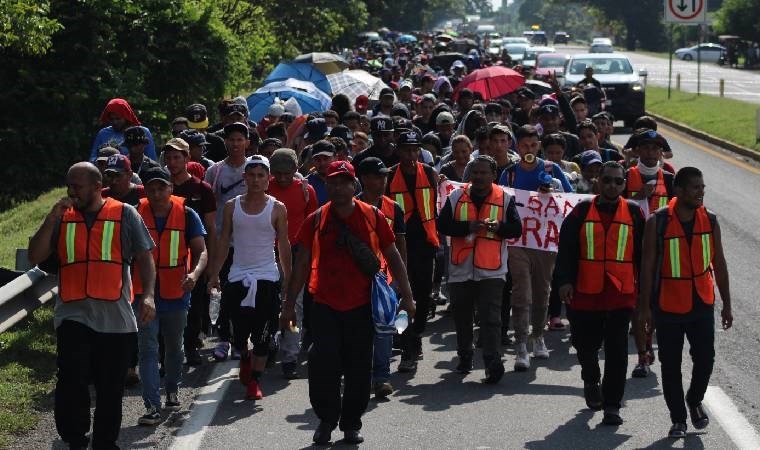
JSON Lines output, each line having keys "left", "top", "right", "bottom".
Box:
{"left": 601, "top": 176, "right": 625, "bottom": 186}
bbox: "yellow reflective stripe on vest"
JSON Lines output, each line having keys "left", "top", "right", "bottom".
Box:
{"left": 421, "top": 188, "right": 432, "bottom": 220}
{"left": 169, "top": 230, "right": 180, "bottom": 267}
{"left": 616, "top": 224, "right": 629, "bottom": 261}
{"left": 458, "top": 202, "right": 468, "bottom": 221}
{"left": 701, "top": 234, "right": 711, "bottom": 271}
{"left": 668, "top": 238, "right": 681, "bottom": 277}
{"left": 395, "top": 193, "right": 406, "bottom": 214}
{"left": 585, "top": 222, "right": 595, "bottom": 259}
{"left": 66, "top": 223, "right": 77, "bottom": 264}
{"left": 658, "top": 196, "right": 668, "bottom": 208}
{"left": 101, "top": 220, "right": 115, "bottom": 261}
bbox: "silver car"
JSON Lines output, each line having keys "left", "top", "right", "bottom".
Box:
{"left": 674, "top": 43, "right": 725, "bottom": 62}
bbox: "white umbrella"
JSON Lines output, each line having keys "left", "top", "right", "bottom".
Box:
{"left": 327, "top": 70, "right": 389, "bottom": 103}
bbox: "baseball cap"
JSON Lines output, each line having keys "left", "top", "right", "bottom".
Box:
{"left": 269, "top": 148, "right": 299, "bottom": 173}
{"left": 436, "top": 111, "right": 455, "bottom": 125}
{"left": 179, "top": 130, "right": 208, "bottom": 147}
{"left": 260, "top": 137, "right": 282, "bottom": 148}
{"left": 123, "top": 126, "right": 149, "bottom": 146}
{"left": 96, "top": 146, "right": 119, "bottom": 162}
{"left": 397, "top": 130, "right": 422, "bottom": 146}
{"left": 104, "top": 154, "right": 131, "bottom": 173}
{"left": 224, "top": 122, "right": 249, "bottom": 139}
{"left": 379, "top": 87, "right": 395, "bottom": 99}
{"left": 592, "top": 111, "right": 612, "bottom": 122}
{"left": 451, "top": 60, "right": 465, "bottom": 70}
{"left": 163, "top": 138, "right": 190, "bottom": 155}
{"left": 356, "top": 157, "right": 390, "bottom": 177}
{"left": 312, "top": 140, "right": 336, "bottom": 158}
{"left": 244, "top": 155, "right": 270, "bottom": 171}
{"left": 222, "top": 103, "right": 248, "bottom": 118}
{"left": 371, "top": 116, "right": 394, "bottom": 133}
{"left": 632, "top": 128, "right": 667, "bottom": 148}
{"left": 539, "top": 103, "right": 560, "bottom": 116}
{"left": 326, "top": 160, "right": 356, "bottom": 179}
{"left": 517, "top": 87, "right": 537, "bottom": 100}
{"left": 393, "top": 117, "right": 413, "bottom": 131}
{"left": 355, "top": 95, "right": 369, "bottom": 109}
{"left": 329, "top": 125, "right": 351, "bottom": 147}
{"left": 141, "top": 167, "right": 172, "bottom": 185}
{"left": 579, "top": 150, "right": 603, "bottom": 168}
{"left": 421, "top": 93, "right": 437, "bottom": 104}
{"left": 400, "top": 80, "right": 413, "bottom": 91}
{"left": 304, "top": 118, "right": 329, "bottom": 140}
{"left": 185, "top": 104, "right": 209, "bottom": 129}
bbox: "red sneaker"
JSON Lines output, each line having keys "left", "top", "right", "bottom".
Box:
{"left": 246, "top": 379, "right": 263, "bottom": 400}
{"left": 239, "top": 353, "right": 252, "bottom": 386}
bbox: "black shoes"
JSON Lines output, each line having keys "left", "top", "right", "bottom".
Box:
{"left": 668, "top": 422, "right": 687, "bottom": 438}
{"left": 313, "top": 422, "right": 334, "bottom": 445}
{"left": 185, "top": 348, "right": 202, "bottom": 366}
{"left": 282, "top": 362, "right": 299, "bottom": 379}
{"left": 482, "top": 360, "right": 505, "bottom": 384}
{"left": 583, "top": 383, "right": 603, "bottom": 411}
{"left": 689, "top": 403, "right": 710, "bottom": 429}
{"left": 456, "top": 355, "right": 473, "bottom": 374}
{"left": 343, "top": 430, "right": 364, "bottom": 444}
{"left": 602, "top": 408, "right": 623, "bottom": 426}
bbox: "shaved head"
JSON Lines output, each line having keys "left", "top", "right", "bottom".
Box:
{"left": 68, "top": 161, "right": 102, "bottom": 185}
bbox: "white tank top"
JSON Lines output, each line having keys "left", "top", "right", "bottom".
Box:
{"left": 228, "top": 195, "right": 280, "bottom": 281}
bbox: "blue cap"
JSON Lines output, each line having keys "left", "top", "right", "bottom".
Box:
{"left": 580, "top": 150, "right": 603, "bottom": 168}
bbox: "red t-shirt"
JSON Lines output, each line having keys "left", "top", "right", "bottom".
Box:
{"left": 297, "top": 202, "right": 395, "bottom": 311}
{"left": 268, "top": 178, "right": 317, "bottom": 243}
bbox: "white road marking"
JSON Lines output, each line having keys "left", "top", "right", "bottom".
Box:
{"left": 704, "top": 386, "right": 760, "bottom": 449}
{"left": 168, "top": 361, "right": 237, "bottom": 450}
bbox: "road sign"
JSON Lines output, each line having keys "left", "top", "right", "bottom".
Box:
{"left": 665, "top": 0, "right": 706, "bottom": 24}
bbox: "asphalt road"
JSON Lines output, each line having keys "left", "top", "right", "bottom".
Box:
{"left": 560, "top": 44, "right": 760, "bottom": 103}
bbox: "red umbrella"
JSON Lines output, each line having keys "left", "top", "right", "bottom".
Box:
{"left": 453, "top": 66, "right": 525, "bottom": 101}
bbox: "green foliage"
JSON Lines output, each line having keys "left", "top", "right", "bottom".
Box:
{"left": 0, "top": 1, "right": 62, "bottom": 56}
{"left": 366, "top": 0, "right": 466, "bottom": 31}
{"left": 714, "top": 0, "right": 760, "bottom": 43}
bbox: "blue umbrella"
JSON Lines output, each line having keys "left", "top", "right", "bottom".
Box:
{"left": 247, "top": 83, "right": 332, "bottom": 122}
{"left": 397, "top": 34, "right": 417, "bottom": 44}
{"left": 264, "top": 62, "right": 332, "bottom": 95}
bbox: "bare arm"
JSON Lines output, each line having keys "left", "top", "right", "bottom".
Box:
{"left": 274, "top": 202, "right": 292, "bottom": 298}
{"left": 135, "top": 249, "right": 157, "bottom": 324}
{"left": 281, "top": 244, "right": 310, "bottom": 328}
{"left": 712, "top": 220, "right": 732, "bottom": 329}
{"left": 182, "top": 236, "right": 207, "bottom": 292}
{"left": 202, "top": 211, "right": 216, "bottom": 275}
{"left": 28, "top": 197, "right": 71, "bottom": 265}
{"left": 206, "top": 200, "right": 234, "bottom": 291}
{"left": 395, "top": 235, "right": 407, "bottom": 267}
{"left": 382, "top": 243, "right": 416, "bottom": 319}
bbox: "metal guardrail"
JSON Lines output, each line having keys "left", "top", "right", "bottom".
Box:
{"left": 0, "top": 267, "right": 57, "bottom": 333}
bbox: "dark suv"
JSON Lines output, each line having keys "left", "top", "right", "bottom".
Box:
{"left": 553, "top": 31, "right": 570, "bottom": 45}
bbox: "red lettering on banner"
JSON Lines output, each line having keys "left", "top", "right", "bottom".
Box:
{"left": 563, "top": 200, "right": 576, "bottom": 216}
{"left": 544, "top": 220, "right": 560, "bottom": 249}
{"left": 527, "top": 195, "right": 543, "bottom": 216}
{"left": 522, "top": 217, "right": 542, "bottom": 247}
{"left": 544, "top": 195, "right": 560, "bottom": 217}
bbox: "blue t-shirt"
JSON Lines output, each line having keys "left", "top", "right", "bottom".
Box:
{"left": 151, "top": 207, "right": 206, "bottom": 312}
{"left": 90, "top": 125, "right": 157, "bottom": 161}
{"left": 498, "top": 159, "right": 574, "bottom": 193}
{"left": 306, "top": 173, "right": 329, "bottom": 206}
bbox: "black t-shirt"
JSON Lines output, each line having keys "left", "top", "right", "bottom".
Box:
{"left": 172, "top": 176, "right": 216, "bottom": 218}
{"left": 204, "top": 132, "right": 227, "bottom": 162}
{"left": 352, "top": 146, "right": 399, "bottom": 170}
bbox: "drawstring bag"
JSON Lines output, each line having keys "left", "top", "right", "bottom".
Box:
{"left": 371, "top": 272, "right": 398, "bottom": 334}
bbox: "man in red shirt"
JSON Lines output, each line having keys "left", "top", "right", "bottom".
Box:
{"left": 102, "top": 154, "right": 145, "bottom": 207}
{"left": 285, "top": 161, "right": 415, "bottom": 446}
{"left": 554, "top": 161, "right": 646, "bottom": 426}
{"left": 267, "top": 148, "right": 317, "bottom": 378}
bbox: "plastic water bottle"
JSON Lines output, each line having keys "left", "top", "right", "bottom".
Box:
{"left": 395, "top": 310, "right": 409, "bottom": 334}
{"left": 209, "top": 288, "right": 221, "bottom": 325}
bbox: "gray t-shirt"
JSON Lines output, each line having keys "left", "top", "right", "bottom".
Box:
{"left": 52, "top": 203, "right": 154, "bottom": 333}
{"left": 204, "top": 159, "right": 247, "bottom": 237}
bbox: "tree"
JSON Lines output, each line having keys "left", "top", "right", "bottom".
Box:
{"left": 715, "top": 0, "right": 760, "bottom": 43}
{"left": 0, "top": 1, "right": 62, "bottom": 56}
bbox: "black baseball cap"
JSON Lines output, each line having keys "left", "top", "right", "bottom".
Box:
{"left": 539, "top": 104, "right": 560, "bottom": 116}
{"left": 123, "top": 126, "right": 149, "bottom": 146}
{"left": 312, "top": 140, "right": 336, "bottom": 158}
{"left": 397, "top": 130, "right": 422, "bottom": 146}
{"left": 224, "top": 122, "right": 249, "bottom": 139}
{"left": 185, "top": 104, "right": 208, "bottom": 129}
{"left": 632, "top": 128, "right": 667, "bottom": 148}
{"left": 141, "top": 167, "right": 172, "bottom": 185}
{"left": 329, "top": 125, "right": 351, "bottom": 147}
{"left": 304, "top": 118, "right": 329, "bottom": 140}
{"left": 179, "top": 130, "right": 207, "bottom": 147}
{"left": 370, "top": 116, "right": 394, "bottom": 133}
{"left": 356, "top": 157, "right": 390, "bottom": 177}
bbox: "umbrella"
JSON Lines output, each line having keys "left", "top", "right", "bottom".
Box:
{"left": 430, "top": 52, "right": 466, "bottom": 70}
{"left": 435, "top": 35, "right": 454, "bottom": 43}
{"left": 327, "top": 70, "right": 389, "bottom": 103}
{"left": 247, "top": 81, "right": 332, "bottom": 122}
{"left": 454, "top": 66, "right": 525, "bottom": 101}
{"left": 525, "top": 79, "right": 553, "bottom": 96}
{"left": 264, "top": 62, "right": 331, "bottom": 95}
{"left": 397, "top": 34, "right": 417, "bottom": 44}
{"left": 374, "top": 40, "right": 392, "bottom": 49}
{"left": 293, "top": 52, "right": 348, "bottom": 74}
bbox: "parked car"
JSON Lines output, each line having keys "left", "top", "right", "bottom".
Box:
{"left": 534, "top": 53, "right": 570, "bottom": 80}
{"left": 531, "top": 31, "right": 548, "bottom": 46}
{"left": 592, "top": 37, "right": 613, "bottom": 46}
{"left": 564, "top": 53, "right": 647, "bottom": 128}
{"left": 503, "top": 36, "right": 529, "bottom": 45}
{"left": 553, "top": 31, "right": 570, "bottom": 44}
{"left": 674, "top": 43, "right": 725, "bottom": 62}
{"left": 590, "top": 43, "right": 614, "bottom": 53}
{"left": 523, "top": 46, "right": 556, "bottom": 68}
{"left": 504, "top": 43, "right": 528, "bottom": 64}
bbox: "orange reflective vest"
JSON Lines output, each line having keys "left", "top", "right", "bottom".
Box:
{"left": 388, "top": 162, "right": 440, "bottom": 247}
{"left": 450, "top": 185, "right": 505, "bottom": 270}
{"left": 658, "top": 198, "right": 715, "bottom": 314}
{"left": 626, "top": 166, "right": 670, "bottom": 212}
{"left": 133, "top": 196, "right": 189, "bottom": 300}
{"left": 308, "top": 200, "right": 389, "bottom": 294}
{"left": 57, "top": 198, "right": 124, "bottom": 302}
{"left": 379, "top": 196, "right": 397, "bottom": 231}
{"left": 577, "top": 197, "right": 635, "bottom": 295}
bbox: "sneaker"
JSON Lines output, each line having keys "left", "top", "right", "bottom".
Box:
{"left": 548, "top": 317, "right": 565, "bottom": 331}
{"left": 631, "top": 361, "right": 651, "bottom": 378}
{"left": 239, "top": 353, "right": 252, "bottom": 385}
{"left": 125, "top": 368, "right": 140, "bottom": 387}
{"left": 668, "top": 422, "right": 687, "bottom": 439}
{"left": 138, "top": 406, "right": 162, "bottom": 426}
{"left": 427, "top": 304, "right": 436, "bottom": 320}
{"left": 231, "top": 348, "right": 242, "bottom": 360}
{"left": 602, "top": 408, "right": 623, "bottom": 425}
{"left": 532, "top": 336, "right": 550, "bottom": 359}
{"left": 246, "top": 379, "right": 263, "bottom": 400}
{"left": 689, "top": 403, "right": 710, "bottom": 430}
{"left": 185, "top": 348, "right": 202, "bottom": 366}
{"left": 482, "top": 360, "right": 505, "bottom": 384}
{"left": 398, "top": 356, "right": 418, "bottom": 373}
{"left": 282, "top": 361, "right": 299, "bottom": 379}
{"left": 213, "top": 341, "right": 230, "bottom": 361}
{"left": 455, "top": 355, "right": 473, "bottom": 374}
{"left": 165, "top": 392, "right": 180, "bottom": 412}
{"left": 514, "top": 343, "right": 530, "bottom": 371}
{"left": 313, "top": 422, "right": 334, "bottom": 445}
{"left": 373, "top": 381, "right": 393, "bottom": 398}
{"left": 583, "top": 383, "right": 603, "bottom": 411}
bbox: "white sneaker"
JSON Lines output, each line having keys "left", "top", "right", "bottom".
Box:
{"left": 514, "top": 343, "right": 530, "bottom": 371}
{"left": 532, "top": 336, "right": 550, "bottom": 359}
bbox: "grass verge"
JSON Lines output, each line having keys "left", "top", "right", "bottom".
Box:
{"left": 0, "top": 187, "right": 65, "bottom": 269}
{"left": 646, "top": 86, "right": 760, "bottom": 152}
{"left": 0, "top": 306, "right": 56, "bottom": 448}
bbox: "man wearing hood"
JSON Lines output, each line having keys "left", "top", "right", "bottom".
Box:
{"left": 90, "top": 98, "right": 157, "bottom": 161}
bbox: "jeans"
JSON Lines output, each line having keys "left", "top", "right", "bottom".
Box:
{"left": 656, "top": 314, "right": 715, "bottom": 423}
{"left": 184, "top": 279, "right": 209, "bottom": 352}
{"left": 508, "top": 247, "right": 556, "bottom": 344}
{"left": 450, "top": 278, "right": 505, "bottom": 363}
{"left": 134, "top": 303, "right": 188, "bottom": 408}
{"left": 217, "top": 249, "right": 234, "bottom": 342}
{"left": 308, "top": 302, "right": 373, "bottom": 431}
{"left": 372, "top": 333, "right": 393, "bottom": 383}
{"left": 568, "top": 308, "right": 632, "bottom": 409}
{"left": 55, "top": 320, "right": 135, "bottom": 449}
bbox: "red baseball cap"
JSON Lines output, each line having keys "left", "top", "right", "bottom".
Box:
{"left": 326, "top": 160, "right": 356, "bottom": 179}
{"left": 355, "top": 95, "right": 369, "bottom": 109}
